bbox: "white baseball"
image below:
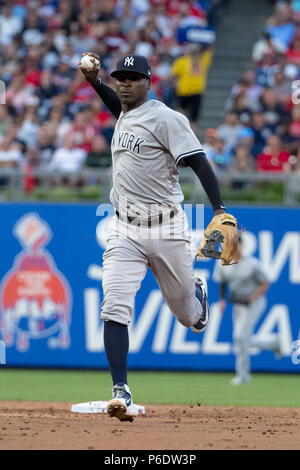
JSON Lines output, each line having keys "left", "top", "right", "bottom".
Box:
{"left": 80, "top": 55, "right": 100, "bottom": 71}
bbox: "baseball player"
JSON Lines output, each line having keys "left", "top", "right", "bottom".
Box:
{"left": 79, "top": 53, "right": 228, "bottom": 421}
{"left": 216, "top": 235, "right": 283, "bottom": 386}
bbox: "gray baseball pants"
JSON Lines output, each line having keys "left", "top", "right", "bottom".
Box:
{"left": 101, "top": 207, "right": 202, "bottom": 327}
{"left": 233, "top": 296, "right": 279, "bottom": 381}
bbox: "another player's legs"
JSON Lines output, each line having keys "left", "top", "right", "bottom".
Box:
{"left": 249, "top": 298, "right": 283, "bottom": 358}
{"left": 232, "top": 304, "right": 252, "bottom": 384}
{"left": 231, "top": 297, "right": 269, "bottom": 385}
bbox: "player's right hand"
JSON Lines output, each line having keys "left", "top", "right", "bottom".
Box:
{"left": 78, "top": 52, "right": 100, "bottom": 86}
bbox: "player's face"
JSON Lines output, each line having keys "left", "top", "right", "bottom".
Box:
{"left": 115, "top": 72, "right": 150, "bottom": 110}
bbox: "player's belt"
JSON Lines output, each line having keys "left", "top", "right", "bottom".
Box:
{"left": 115, "top": 210, "right": 176, "bottom": 227}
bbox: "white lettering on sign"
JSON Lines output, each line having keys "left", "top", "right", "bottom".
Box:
{"left": 259, "top": 231, "right": 300, "bottom": 283}
{"left": 254, "top": 304, "right": 293, "bottom": 356}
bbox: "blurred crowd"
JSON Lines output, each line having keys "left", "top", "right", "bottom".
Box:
{"left": 0, "top": 0, "right": 225, "bottom": 191}
{"left": 204, "top": 0, "right": 300, "bottom": 176}
{"left": 0, "top": 0, "right": 299, "bottom": 195}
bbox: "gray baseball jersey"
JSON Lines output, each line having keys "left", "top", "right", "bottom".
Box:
{"left": 215, "top": 256, "right": 269, "bottom": 298}
{"left": 110, "top": 99, "right": 204, "bottom": 217}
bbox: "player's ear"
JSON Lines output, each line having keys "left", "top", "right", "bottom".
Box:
{"left": 147, "top": 79, "right": 151, "bottom": 90}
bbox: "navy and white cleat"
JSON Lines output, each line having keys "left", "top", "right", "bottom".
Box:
{"left": 106, "top": 383, "right": 137, "bottom": 422}
{"left": 191, "top": 276, "right": 209, "bottom": 333}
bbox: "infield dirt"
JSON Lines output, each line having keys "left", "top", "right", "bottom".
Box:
{"left": 0, "top": 401, "right": 299, "bottom": 450}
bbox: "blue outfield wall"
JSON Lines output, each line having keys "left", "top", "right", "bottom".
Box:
{"left": 0, "top": 202, "right": 299, "bottom": 372}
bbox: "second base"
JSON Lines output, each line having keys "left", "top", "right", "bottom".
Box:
{"left": 71, "top": 400, "right": 146, "bottom": 416}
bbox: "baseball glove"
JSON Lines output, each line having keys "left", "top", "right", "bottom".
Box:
{"left": 196, "top": 213, "right": 241, "bottom": 266}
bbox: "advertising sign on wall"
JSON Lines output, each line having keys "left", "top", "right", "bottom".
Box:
{"left": 0, "top": 203, "right": 299, "bottom": 372}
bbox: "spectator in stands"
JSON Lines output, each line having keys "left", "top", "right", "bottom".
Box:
{"left": 47, "top": 104, "right": 71, "bottom": 145}
{"left": 49, "top": 133, "right": 87, "bottom": 174}
{"left": 0, "top": 136, "right": 23, "bottom": 167}
{"left": 0, "top": 5, "right": 24, "bottom": 45}
{"left": 171, "top": 43, "right": 213, "bottom": 131}
{"left": 202, "top": 128, "right": 218, "bottom": 164}
{"left": 226, "top": 70, "right": 262, "bottom": 115}
{"left": 278, "top": 116, "right": 296, "bottom": 151}
{"left": 229, "top": 143, "right": 255, "bottom": 189}
{"left": 209, "top": 137, "right": 232, "bottom": 171}
{"left": 0, "top": 40, "right": 19, "bottom": 84}
{"left": 250, "top": 112, "right": 272, "bottom": 157}
{"left": 236, "top": 127, "right": 255, "bottom": 152}
{"left": 52, "top": 57, "right": 75, "bottom": 93}
{"left": 259, "top": 87, "right": 286, "bottom": 131}
{"left": 252, "top": 31, "right": 286, "bottom": 64}
{"left": 230, "top": 143, "right": 255, "bottom": 173}
{"left": 39, "top": 70, "right": 62, "bottom": 101}
{"left": 217, "top": 112, "right": 245, "bottom": 153}
{"left": 17, "top": 102, "right": 40, "bottom": 148}
{"left": 286, "top": 33, "right": 300, "bottom": 65}
{"left": 257, "top": 134, "right": 291, "bottom": 172}
{"left": 287, "top": 105, "right": 300, "bottom": 156}
{"left": 22, "top": 8, "right": 46, "bottom": 47}
{"left": 242, "top": 69, "right": 264, "bottom": 102}
{"left": 6, "top": 74, "right": 37, "bottom": 113}
{"left": 0, "top": 107, "right": 13, "bottom": 139}
{"left": 231, "top": 93, "right": 253, "bottom": 125}
{"left": 85, "top": 135, "right": 111, "bottom": 168}
{"left": 255, "top": 51, "right": 279, "bottom": 87}
{"left": 266, "top": 5, "right": 296, "bottom": 48}
{"left": 70, "top": 24, "right": 97, "bottom": 56}
{"left": 291, "top": 0, "right": 300, "bottom": 22}
{"left": 69, "top": 69, "right": 97, "bottom": 110}
{"left": 68, "top": 108, "right": 98, "bottom": 152}
{"left": 24, "top": 147, "right": 41, "bottom": 193}
{"left": 37, "top": 125, "right": 56, "bottom": 168}
{"left": 89, "top": 99, "right": 116, "bottom": 145}
{"left": 273, "top": 69, "right": 294, "bottom": 105}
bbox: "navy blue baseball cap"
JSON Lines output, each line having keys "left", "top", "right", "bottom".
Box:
{"left": 111, "top": 55, "right": 151, "bottom": 80}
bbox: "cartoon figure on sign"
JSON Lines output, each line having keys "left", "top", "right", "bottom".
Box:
{"left": 0, "top": 213, "right": 72, "bottom": 352}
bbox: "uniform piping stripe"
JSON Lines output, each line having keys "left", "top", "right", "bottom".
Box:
{"left": 176, "top": 149, "right": 205, "bottom": 164}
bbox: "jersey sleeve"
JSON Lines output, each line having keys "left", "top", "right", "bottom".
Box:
{"left": 156, "top": 109, "right": 205, "bottom": 165}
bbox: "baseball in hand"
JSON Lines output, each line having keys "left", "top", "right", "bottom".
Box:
{"left": 80, "top": 55, "right": 100, "bottom": 71}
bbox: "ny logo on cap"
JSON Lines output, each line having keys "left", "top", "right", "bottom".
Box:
{"left": 124, "top": 56, "right": 134, "bottom": 67}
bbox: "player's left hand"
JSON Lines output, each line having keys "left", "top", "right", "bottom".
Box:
{"left": 197, "top": 213, "right": 242, "bottom": 266}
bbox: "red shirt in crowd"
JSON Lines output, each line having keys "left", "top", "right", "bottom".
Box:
{"left": 289, "top": 120, "right": 300, "bottom": 138}
{"left": 257, "top": 150, "right": 290, "bottom": 172}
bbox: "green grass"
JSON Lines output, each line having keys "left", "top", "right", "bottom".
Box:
{"left": 0, "top": 370, "right": 299, "bottom": 408}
